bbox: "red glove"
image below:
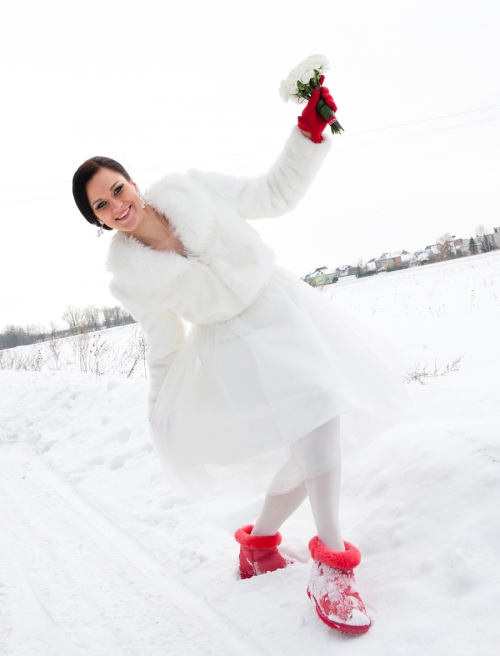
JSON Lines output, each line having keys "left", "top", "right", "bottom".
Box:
{"left": 297, "top": 81, "right": 338, "bottom": 144}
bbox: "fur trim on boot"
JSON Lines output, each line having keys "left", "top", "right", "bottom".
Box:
{"left": 234, "top": 525, "right": 293, "bottom": 579}
{"left": 307, "top": 538, "right": 371, "bottom": 635}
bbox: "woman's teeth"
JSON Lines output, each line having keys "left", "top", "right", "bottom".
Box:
{"left": 117, "top": 206, "right": 131, "bottom": 220}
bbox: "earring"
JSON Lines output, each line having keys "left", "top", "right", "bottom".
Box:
{"left": 97, "top": 222, "right": 104, "bottom": 237}
{"left": 137, "top": 190, "right": 146, "bottom": 209}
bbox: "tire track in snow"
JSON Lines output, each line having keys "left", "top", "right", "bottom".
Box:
{"left": 0, "top": 445, "right": 270, "bottom": 656}
{"left": 0, "top": 511, "right": 81, "bottom": 656}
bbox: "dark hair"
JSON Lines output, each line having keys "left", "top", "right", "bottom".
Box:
{"left": 72, "top": 156, "right": 132, "bottom": 230}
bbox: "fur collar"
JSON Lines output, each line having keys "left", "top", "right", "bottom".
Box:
{"left": 106, "top": 172, "right": 217, "bottom": 291}
{"left": 144, "top": 172, "right": 217, "bottom": 254}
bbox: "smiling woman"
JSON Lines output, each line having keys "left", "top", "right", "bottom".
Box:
{"left": 70, "top": 88, "right": 411, "bottom": 636}
{"left": 73, "top": 157, "right": 188, "bottom": 253}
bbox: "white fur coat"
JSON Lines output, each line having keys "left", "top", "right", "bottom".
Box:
{"left": 106, "top": 127, "right": 331, "bottom": 414}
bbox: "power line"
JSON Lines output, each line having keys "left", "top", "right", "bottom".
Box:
{"left": 1, "top": 102, "right": 499, "bottom": 196}
{"left": 0, "top": 113, "right": 496, "bottom": 210}
{"left": 333, "top": 115, "right": 500, "bottom": 153}
{"left": 342, "top": 103, "right": 500, "bottom": 137}
{"left": 131, "top": 102, "right": 500, "bottom": 175}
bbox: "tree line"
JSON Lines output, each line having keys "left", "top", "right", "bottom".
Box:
{"left": 0, "top": 305, "right": 136, "bottom": 351}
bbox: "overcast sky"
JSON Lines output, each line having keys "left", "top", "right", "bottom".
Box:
{"left": 1, "top": 0, "right": 499, "bottom": 329}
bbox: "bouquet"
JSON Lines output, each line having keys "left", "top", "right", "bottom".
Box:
{"left": 279, "top": 54, "right": 343, "bottom": 135}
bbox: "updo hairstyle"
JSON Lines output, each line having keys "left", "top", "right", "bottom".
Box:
{"left": 72, "top": 156, "right": 132, "bottom": 231}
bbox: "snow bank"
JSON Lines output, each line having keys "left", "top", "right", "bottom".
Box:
{"left": 1, "top": 252, "right": 500, "bottom": 655}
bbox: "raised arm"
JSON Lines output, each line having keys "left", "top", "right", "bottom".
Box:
{"left": 188, "top": 126, "right": 331, "bottom": 220}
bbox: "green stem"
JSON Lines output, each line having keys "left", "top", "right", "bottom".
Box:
{"left": 316, "top": 98, "right": 344, "bottom": 134}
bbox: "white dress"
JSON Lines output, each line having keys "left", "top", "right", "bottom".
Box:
{"left": 106, "top": 128, "right": 412, "bottom": 494}
{"left": 149, "top": 266, "right": 411, "bottom": 492}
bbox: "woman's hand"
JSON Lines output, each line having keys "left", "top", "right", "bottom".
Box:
{"left": 297, "top": 83, "right": 337, "bottom": 143}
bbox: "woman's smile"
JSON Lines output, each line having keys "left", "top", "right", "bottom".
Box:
{"left": 116, "top": 205, "right": 132, "bottom": 221}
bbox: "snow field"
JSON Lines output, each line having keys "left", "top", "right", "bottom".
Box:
{"left": 1, "top": 250, "right": 500, "bottom": 655}
{"left": 0, "top": 324, "right": 148, "bottom": 379}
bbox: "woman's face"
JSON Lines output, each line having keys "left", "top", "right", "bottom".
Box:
{"left": 86, "top": 167, "right": 144, "bottom": 233}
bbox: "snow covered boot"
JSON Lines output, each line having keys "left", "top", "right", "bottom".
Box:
{"left": 307, "top": 537, "right": 371, "bottom": 635}
{"left": 234, "top": 524, "right": 293, "bottom": 579}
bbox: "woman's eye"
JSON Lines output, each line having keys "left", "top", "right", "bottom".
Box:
{"left": 113, "top": 185, "right": 123, "bottom": 196}
{"left": 96, "top": 201, "right": 106, "bottom": 210}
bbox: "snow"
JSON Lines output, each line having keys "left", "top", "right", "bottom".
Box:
{"left": 336, "top": 274, "right": 358, "bottom": 284}
{"left": 1, "top": 251, "right": 500, "bottom": 655}
{"left": 307, "top": 561, "right": 371, "bottom": 628}
{"left": 0, "top": 324, "right": 148, "bottom": 378}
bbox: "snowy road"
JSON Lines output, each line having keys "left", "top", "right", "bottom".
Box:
{"left": 0, "top": 445, "right": 268, "bottom": 656}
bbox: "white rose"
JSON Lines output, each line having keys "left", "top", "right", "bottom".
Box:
{"left": 299, "top": 69, "right": 316, "bottom": 84}
{"left": 305, "top": 54, "right": 330, "bottom": 72}
{"left": 278, "top": 54, "right": 330, "bottom": 103}
{"left": 279, "top": 80, "right": 291, "bottom": 103}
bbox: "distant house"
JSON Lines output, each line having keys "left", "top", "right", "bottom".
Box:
{"left": 374, "top": 253, "right": 391, "bottom": 270}
{"left": 304, "top": 266, "right": 338, "bottom": 287}
{"left": 374, "top": 250, "right": 411, "bottom": 270}
{"left": 336, "top": 264, "right": 360, "bottom": 278}
{"left": 414, "top": 246, "right": 439, "bottom": 264}
{"left": 452, "top": 238, "right": 470, "bottom": 256}
{"left": 391, "top": 250, "right": 411, "bottom": 267}
{"left": 399, "top": 251, "right": 414, "bottom": 266}
{"left": 481, "top": 229, "right": 500, "bottom": 249}
{"left": 302, "top": 229, "right": 496, "bottom": 286}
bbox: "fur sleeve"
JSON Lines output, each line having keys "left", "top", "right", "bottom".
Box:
{"left": 109, "top": 282, "right": 187, "bottom": 418}
{"left": 188, "top": 126, "right": 332, "bottom": 220}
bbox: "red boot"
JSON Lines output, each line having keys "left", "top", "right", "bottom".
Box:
{"left": 234, "top": 525, "right": 293, "bottom": 579}
{"left": 307, "top": 537, "right": 371, "bottom": 635}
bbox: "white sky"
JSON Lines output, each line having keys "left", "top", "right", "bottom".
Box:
{"left": 1, "top": 0, "right": 499, "bottom": 329}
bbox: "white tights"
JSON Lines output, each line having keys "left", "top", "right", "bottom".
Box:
{"left": 252, "top": 417, "right": 344, "bottom": 552}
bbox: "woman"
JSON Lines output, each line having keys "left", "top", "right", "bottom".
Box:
{"left": 72, "top": 87, "right": 411, "bottom": 635}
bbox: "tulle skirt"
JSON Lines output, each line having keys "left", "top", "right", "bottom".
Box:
{"left": 150, "top": 266, "right": 412, "bottom": 493}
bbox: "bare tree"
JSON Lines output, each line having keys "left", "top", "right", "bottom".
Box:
{"left": 88, "top": 334, "right": 114, "bottom": 376}
{"left": 101, "top": 306, "right": 115, "bottom": 329}
{"left": 111, "top": 307, "right": 124, "bottom": 326}
{"left": 0, "top": 324, "right": 45, "bottom": 349}
{"left": 47, "top": 322, "right": 63, "bottom": 370}
{"left": 116, "top": 328, "right": 149, "bottom": 378}
{"left": 62, "top": 306, "right": 85, "bottom": 335}
{"left": 0, "top": 347, "right": 45, "bottom": 372}
{"left": 102, "top": 306, "right": 122, "bottom": 328}
{"left": 436, "top": 233, "right": 455, "bottom": 260}
{"left": 404, "top": 355, "right": 464, "bottom": 384}
{"left": 71, "top": 332, "right": 90, "bottom": 372}
{"left": 0, "top": 325, "right": 24, "bottom": 349}
{"left": 25, "top": 323, "right": 47, "bottom": 344}
{"left": 83, "top": 305, "right": 101, "bottom": 332}
{"left": 479, "top": 234, "right": 493, "bottom": 253}
{"left": 71, "top": 331, "right": 116, "bottom": 376}
{"left": 102, "top": 305, "right": 135, "bottom": 328}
